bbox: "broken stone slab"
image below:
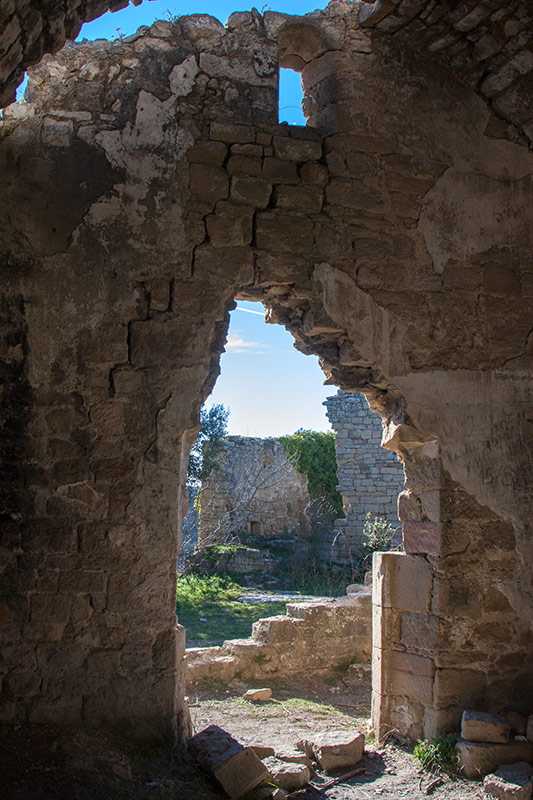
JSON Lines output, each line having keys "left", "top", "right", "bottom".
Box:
{"left": 456, "top": 738, "right": 533, "bottom": 780}
{"left": 244, "top": 687, "right": 272, "bottom": 702}
{"left": 298, "top": 731, "right": 365, "bottom": 773}
{"left": 462, "top": 710, "right": 512, "bottom": 743}
{"left": 262, "top": 756, "right": 310, "bottom": 791}
{"left": 189, "top": 725, "right": 271, "bottom": 799}
{"left": 483, "top": 762, "right": 533, "bottom": 799}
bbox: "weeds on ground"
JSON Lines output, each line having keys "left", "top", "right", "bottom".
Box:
{"left": 413, "top": 736, "right": 459, "bottom": 774}
{"left": 176, "top": 573, "right": 286, "bottom": 646}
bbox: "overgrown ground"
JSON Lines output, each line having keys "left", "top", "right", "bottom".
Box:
{"left": 176, "top": 574, "right": 287, "bottom": 646}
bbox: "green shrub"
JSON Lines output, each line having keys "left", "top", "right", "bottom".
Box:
{"left": 362, "top": 513, "right": 395, "bottom": 553}
{"left": 413, "top": 736, "right": 459, "bottom": 774}
{"left": 278, "top": 429, "right": 343, "bottom": 516}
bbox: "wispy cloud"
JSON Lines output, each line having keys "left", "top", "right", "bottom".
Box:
{"left": 234, "top": 305, "right": 265, "bottom": 317}
{"left": 225, "top": 333, "right": 268, "bottom": 354}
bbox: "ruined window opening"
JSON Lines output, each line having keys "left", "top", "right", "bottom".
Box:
{"left": 278, "top": 68, "right": 306, "bottom": 126}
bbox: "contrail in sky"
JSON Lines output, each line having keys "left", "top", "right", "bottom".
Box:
{"left": 235, "top": 306, "right": 265, "bottom": 316}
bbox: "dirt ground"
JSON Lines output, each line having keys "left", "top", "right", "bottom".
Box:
{"left": 189, "top": 669, "right": 485, "bottom": 800}
{"left": 0, "top": 669, "right": 485, "bottom": 799}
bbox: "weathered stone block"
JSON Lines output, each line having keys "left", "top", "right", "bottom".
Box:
{"left": 272, "top": 135, "right": 322, "bottom": 161}
{"left": 483, "top": 763, "right": 533, "bottom": 800}
{"left": 189, "top": 725, "right": 270, "bottom": 798}
{"left": 262, "top": 157, "right": 298, "bottom": 183}
{"left": 189, "top": 164, "right": 229, "bottom": 201}
{"left": 304, "top": 731, "right": 365, "bottom": 773}
{"left": 187, "top": 140, "right": 227, "bottom": 165}
{"left": 456, "top": 739, "right": 533, "bottom": 780}
{"left": 273, "top": 184, "right": 323, "bottom": 214}
{"left": 373, "top": 552, "right": 433, "bottom": 614}
{"left": 210, "top": 122, "right": 255, "bottom": 143}
{"left": 461, "top": 710, "right": 511, "bottom": 744}
{"left": 402, "top": 521, "right": 441, "bottom": 555}
{"left": 262, "top": 757, "right": 310, "bottom": 791}
{"left": 231, "top": 176, "right": 272, "bottom": 207}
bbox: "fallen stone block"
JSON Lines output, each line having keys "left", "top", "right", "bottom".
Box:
{"left": 462, "top": 710, "right": 512, "bottom": 743}
{"left": 483, "top": 762, "right": 533, "bottom": 799}
{"left": 300, "top": 730, "right": 365, "bottom": 773}
{"left": 456, "top": 738, "right": 533, "bottom": 780}
{"left": 244, "top": 687, "right": 272, "bottom": 702}
{"left": 189, "top": 725, "right": 271, "bottom": 798}
{"left": 263, "top": 756, "right": 310, "bottom": 791}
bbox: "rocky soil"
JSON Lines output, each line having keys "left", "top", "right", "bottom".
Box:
{"left": 0, "top": 669, "right": 485, "bottom": 799}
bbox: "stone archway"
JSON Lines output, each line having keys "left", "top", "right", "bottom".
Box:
{"left": 0, "top": 7, "right": 531, "bottom": 742}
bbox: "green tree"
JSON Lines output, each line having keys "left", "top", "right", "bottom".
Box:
{"left": 278, "top": 428, "right": 342, "bottom": 515}
{"left": 187, "top": 404, "right": 229, "bottom": 487}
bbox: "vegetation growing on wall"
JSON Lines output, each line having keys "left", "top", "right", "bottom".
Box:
{"left": 278, "top": 429, "right": 343, "bottom": 516}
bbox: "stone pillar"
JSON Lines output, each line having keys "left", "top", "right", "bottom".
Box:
{"left": 323, "top": 390, "right": 404, "bottom": 560}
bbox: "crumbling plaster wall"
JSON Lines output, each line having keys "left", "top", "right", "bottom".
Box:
{"left": 198, "top": 437, "right": 310, "bottom": 545}
{"left": 0, "top": 4, "right": 532, "bottom": 742}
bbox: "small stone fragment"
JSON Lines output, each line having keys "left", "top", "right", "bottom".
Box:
{"left": 189, "top": 725, "right": 270, "bottom": 799}
{"left": 244, "top": 687, "right": 272, "bottom": 702}
{"left": 483, "top": 762, "right": 533, "bottom": 799}
{"left": 262, "top": 756, "right": 310, "bottom": 791}
{"left": 462, "top": 711, "right": 512, "bottom": 744}
{"left": 250, "top": 745, "right": 276, "bottom": 759}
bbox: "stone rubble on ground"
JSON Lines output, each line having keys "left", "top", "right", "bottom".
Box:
{"left": 243, "top": 687, "right": 272, "bottom": 702}
{"left": 188, "top": 724, "right": 271, "bottom": 799}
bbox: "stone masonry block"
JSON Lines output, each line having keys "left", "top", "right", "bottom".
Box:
{"left": 273, "top": 135, "right": 322, "bottom": 161}
{"left": 373, "top": 552, "right": 433, "bottom": 614}
{"left": 461, "top": 710, "right": 511, "bottom": 744}
{"left": 403, "top": 521, "right": 441, "bottom": 555}
{"left": 483, "top": 764, "right": 533, "bottom": 800}
{"left": 456, "top": 738, "right": 533, "bottom": 780}
{"left": 189, "top": 725, "right": 270, "bottom": 798}
{"left": 303, "top": 731, "right": 365, "bottom": 773}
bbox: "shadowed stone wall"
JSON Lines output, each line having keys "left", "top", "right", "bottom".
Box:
{"left": 324, "top": 390, "right": 403, "bottom": 560}
{"left": 0, "top": 5, "right": 531, "bottom": 742}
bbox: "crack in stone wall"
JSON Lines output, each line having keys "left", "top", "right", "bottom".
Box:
{"left": 0, "top": 7, "right": 531, "bottom": 742}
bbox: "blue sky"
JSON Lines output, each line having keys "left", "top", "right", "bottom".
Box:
{"left": 78, "top": 1, "right": 333, "bottom": 436}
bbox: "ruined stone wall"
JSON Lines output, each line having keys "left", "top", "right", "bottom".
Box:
{"left": 0, "top": 0, "right": 156, "bottom": 108}
{"left": 185, "top": 587, "right": 372, "bottom": 685}
{"left": 0, "top": 5, "right": 531, "bottom": 743}
{"left": 198, "top": 437, "right": 310, "bottom": 545}
{"left": 323, "top": 390, "right": 403, "bottom": 559}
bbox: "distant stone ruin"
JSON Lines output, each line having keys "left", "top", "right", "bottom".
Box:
{"left": 198, "top": 437, "right": 311, "bottom": 546}
{"left": 324, "top": 390, "right": 404, "bottom": 560}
